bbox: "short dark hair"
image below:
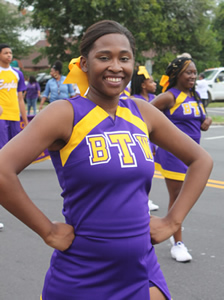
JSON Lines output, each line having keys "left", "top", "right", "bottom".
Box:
{"left": 52, "top": 60, "right": 62, "bottom": 74}
{"left": 0, "top": 43, "right": 10, "bottom": 53}
{"left": 80, "top": 20, "right": 135, "bottom": 57}
{"left": 199, "top": 73, "right": 205, "bottom": 79}
{"left": 165, "top": 56, "right": 194, "bottom": 90}
{"left": 165, "top": 56, "right": 200, "bottom": 102}
{"left": 29, "top": 75, "right": 37, "bottom": 84}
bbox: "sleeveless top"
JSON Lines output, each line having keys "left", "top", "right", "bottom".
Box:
{"left": 164, "top": 87, "right": 206, "bottom": 143}
{"left": 132, "top": 93, "right": 155, "bottom": 102}
{"left": 49, "top": 95, "right": 155, "bottom": 238}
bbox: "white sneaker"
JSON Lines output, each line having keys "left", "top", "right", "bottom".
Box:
{"left": 148, "top": 199, "right": 159, "bottom": 211}
{"left": 171, "top": 241, "right": 192, "bottom": 262}
{"left": 0, "top": 222, "right": 4, "bottom": 230}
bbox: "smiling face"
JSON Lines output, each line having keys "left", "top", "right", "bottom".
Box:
{"left": 0, "top": 47, "right": 13, "bottom": 68}
{"left": 81, "top": 33, "right": 134, "bottom": 102}
{"left": 142, "top": 77, "right": 157, "bottom": 94}
{"left": 177, "top": 62, "right": 197, "bottom": 91}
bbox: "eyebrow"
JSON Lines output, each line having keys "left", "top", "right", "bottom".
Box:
{"left": 96, "top": 50, "right": 131, "bottom": 54}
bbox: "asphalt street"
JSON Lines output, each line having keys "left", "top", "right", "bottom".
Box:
{"left": 207, "top": 106, "right": 224, "bottom": 117}
{"left": 0, "top": 122, "right": 223, "bottom": 300}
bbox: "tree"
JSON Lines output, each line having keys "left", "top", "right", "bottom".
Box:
{"left": 212, "top": 0, "right": 224, "bottom": 66}
{"left": 152, "top": 0, "right": 221, "bottom": 76}
{"left": 18, "top": 0, "right": 221, "bottom": 77}
{"left": 0, "top": 2, "right": 31, "bottom": 58}
{"left": 19, "top": 0, "right": 164, "bottom": 65}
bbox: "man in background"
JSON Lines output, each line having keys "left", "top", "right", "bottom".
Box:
{"left": 0, "top": 43, "right": 28, "bottom": 150}
{"left": 196, "top": 72, "right": 209, "bottom": 108}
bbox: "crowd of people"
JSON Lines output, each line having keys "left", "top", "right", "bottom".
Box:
{"left": 0, "top": 20, "right": 213, "bottom": 300}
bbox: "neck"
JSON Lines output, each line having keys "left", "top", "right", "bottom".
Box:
{"left": 0, "top": 62, "right": 10, "bottom": 68}
{"left": 56, "top": 74, "right": 61, "bottom": 81}
{"left": 175, "top": 84, "right": 191, "bottom": 96}
{"left": 140, "top": 90, "right": 149, "bottom": 101}
{"left": 86, "top": 90, "right": 119, "bottom": 120}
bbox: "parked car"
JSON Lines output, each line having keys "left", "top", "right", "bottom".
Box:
{"left": 36, "top": 72, "right": 51, "bottom": 92}
{"left": 198, "top": 67, "right": 224, "bottom": 105}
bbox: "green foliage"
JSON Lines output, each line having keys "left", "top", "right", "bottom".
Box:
{"left": 0, "top": 2, "right": 31, "bottom": 58}
{"left": 212, "top": 1, "right": 224, "bottom": 66}
{"left": 18, "top": 0, "right": 221, "bottom": 76}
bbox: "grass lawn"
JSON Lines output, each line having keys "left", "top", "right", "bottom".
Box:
{"left": 211, "top": 115, "right": 224, "bottom": 123}
{"left": 208, "top": 101, "right": 224, "bottom": 108}
{"left": 207, "top": 101, "right": 224, "bottom": 123}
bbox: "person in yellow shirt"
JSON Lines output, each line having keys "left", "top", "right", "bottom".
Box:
{"left": 0, "top": 105, "right": 4, "bottom": 229}
{"left": 0, "top": 43, "right": 28, "bottom": 149}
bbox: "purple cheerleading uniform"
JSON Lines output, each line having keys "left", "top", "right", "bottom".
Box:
{"left": 155, "top": 87, "right": 206, "bottom": 181}
{"left": 132, "top": 93, "right": 155, "bottom": 102}
{"left": 132, "top": 94, "right": 156, "bottom": 154}
{"left": 42, "top": 96, "right": 171, "bottom": 300}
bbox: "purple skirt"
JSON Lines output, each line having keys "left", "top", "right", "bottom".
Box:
{"left": 42, "top": 233, "right": 171, "bottom": 299}
{"left": 154, "top": 147, "right": 187, "bottom": 181}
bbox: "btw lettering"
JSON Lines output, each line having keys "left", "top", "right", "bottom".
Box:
{"left": 86, "top": 131, "right": 153, "bottom": 167}
{"left": 182, "top": 101, "right": 206, "bottom": 116}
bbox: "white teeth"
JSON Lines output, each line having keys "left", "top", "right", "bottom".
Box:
{"left": 106, "top": 77, "right": 121, "bottom": 82}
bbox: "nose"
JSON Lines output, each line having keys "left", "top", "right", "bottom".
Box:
{"left": 108, "top": 59, "right": 122, "bottom": 72}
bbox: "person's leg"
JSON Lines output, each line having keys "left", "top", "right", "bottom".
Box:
{"left": 165, "top": 178, "right": 183, "bottom": 242}
{"left": 165, "top": 178, "right": 192, "bottom": 262}
{"left": 26, "top": 98, "right": 31, "bottom": 115}
{"left": 0, "top": 120, "right": 9, "bottom": 149}
{"left": 8, "top": 121, "right": 21, "bottom": 140}
{"left": 149, "top": 286, "right": 166, "bottom": 300}
{"left": 33, "top": 98, "right": 37, "bottom": 115}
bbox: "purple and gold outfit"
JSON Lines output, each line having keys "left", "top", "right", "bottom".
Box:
{"left": 131, "top": 93, "right": 156, "bottom": 154}
{"left": 155, "top": 87, "right": 206, "bottom": 181}
{"left": 42, "top": 96, "right": 171, "bottom": 300}
{"left": 132, "top": 93, "right": 155, "bottom": 102}
{"left": 119, "top": 85, "right": 131, "bottom": 100}
{"left": 0, "top": 66, "right": 26, "bottom": 148}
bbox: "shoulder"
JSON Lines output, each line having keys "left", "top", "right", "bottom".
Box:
{"left": 21, "top": 100, "right": 75, "bottom": 152}
{"left": 150, "top": 90, "right": 175, "bottom": 110}
{"left": 132, "top": 97, "right": 170, "bottom": 135}
{"left": 35, "top": 100, "right": 74, "bottom": 134}
{"left": 45, "top": 78, "right": 54, "bottom": 87}
{"left": 48, "top": 78, "right": 54, "bottom": 83}
{"left": 12, "top": 68, "right": 25, "bottom": 80}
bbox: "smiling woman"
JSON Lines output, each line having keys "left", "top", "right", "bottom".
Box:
{"left": 0, "top": 20, "right": 213, "bottom": 300}
{"left": 151, "top": 56, "right": 213, "bottom": 262}
{"left": 80, "top": 33, "right": 134, "bottom": 109}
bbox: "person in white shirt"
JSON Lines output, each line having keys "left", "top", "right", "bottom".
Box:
{"left": 196, "top": 73, "right": 209, "bottom": 107}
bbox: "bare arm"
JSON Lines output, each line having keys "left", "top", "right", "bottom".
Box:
{"left": 150, "top": 91, "right": 175, "bottom": 111}
{"left": 18, "top": 91, "right": 28, "bottom": 126}
{"left": 201, "top": 116, "right": 212, "bottom": 131}
{"left": 0, "top": 100, "right": 75, "bottom": 250}
{"left": 39, "top": 96, "right": 47, "bottom": 110}
{"left": 134, "top": 99, "right": 213, "bottom": 243}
